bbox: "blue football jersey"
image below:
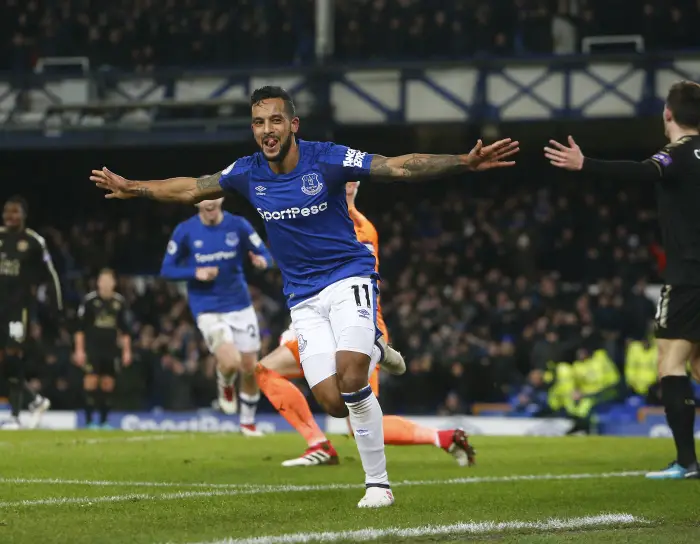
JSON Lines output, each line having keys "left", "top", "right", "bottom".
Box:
{"left": 160, "top": 212, "right": 272, "bottom": 318}
{"left": 218, "top": 140, "right": 377, "bottom": 308}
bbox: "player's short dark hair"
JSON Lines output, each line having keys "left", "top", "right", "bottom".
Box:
{"left": 666, "top": 81, "right": 700, "bottom": 129}
{"left": 98, "top": 267, "right": 116, "bottom": 279}
{"left": 250, "top": 86, "right": 296, "bottom": 118}
{"left": 5, "top": 195, "right": 28, "bottom": 216}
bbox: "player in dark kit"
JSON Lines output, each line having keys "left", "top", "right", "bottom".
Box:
{"left": 545, "top": 80, "right": 700, "bottom": 480}
{"left": 74, "top": 268, "right": 132, "bottom": 429}
{"left": 0, "top": 196, "right": 62, "bottom": 429}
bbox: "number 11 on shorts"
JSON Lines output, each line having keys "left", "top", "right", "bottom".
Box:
{"left": 352, "top": 284, "right": 371, "bottom": 308}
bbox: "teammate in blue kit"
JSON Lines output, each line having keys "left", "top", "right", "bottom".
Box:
{"left": 91, "top": 86, "right": 519, "bottom": 508}
{"left": 161, "top": 197, "right": 272, "bottom": 436}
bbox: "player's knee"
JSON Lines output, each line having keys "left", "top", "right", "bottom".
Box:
{"left": 84, "top": 375, "right": 98, "bottom": 391}
{"left": 335, "top": 327, "right": 374, "bottom": 392}
{"left": 100, "top": 377, "right": 115, "bottom": 392}
{"left": 239, "top": 353, "right": 257, "bottom": 374}
{"left": 657, "top": 339, "right": 691, "bottom": 377}
{"left": 2, "top": 352, "right": 23, "bottom": 379}
{"left": 215, "top": 343, "right": 241, "bottom": 373}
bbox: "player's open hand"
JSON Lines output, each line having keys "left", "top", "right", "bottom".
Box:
{"left": 249, "top": 251, "right": 268, "bottom": 270}
{"left": 90, "top": 167, "right": 135, "bottom": 199}
{"left": 544, "top": 136, "right": 584, "bottom": 171}
{"left": 195, "top": 267, "right": 219, "bottom": 281}
{"left": 465, "top": 138, "right": 520, "bottom": 171}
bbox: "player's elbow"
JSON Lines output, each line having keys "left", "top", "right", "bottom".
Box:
{"left": 159, "top": 264, "right": 173, "bottom": 278}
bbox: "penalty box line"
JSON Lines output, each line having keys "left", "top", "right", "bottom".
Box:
{"left": 0, "top": 471, "right": 645, "bottom": 509}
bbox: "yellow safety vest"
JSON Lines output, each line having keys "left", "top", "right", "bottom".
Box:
{"left": 625, "top": 341, "right": 658, "bottom": 396}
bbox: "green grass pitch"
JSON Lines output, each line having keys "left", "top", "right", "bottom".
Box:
{"left": 0, "top": 431, "right": 699, "bottom": 543}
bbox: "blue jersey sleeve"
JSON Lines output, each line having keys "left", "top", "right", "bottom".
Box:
{"left": 160, "top": 223, "right": 197, "bottom": 280}
{"left": 240, "top": 218, "right": 274, "bottom": 268}
{"left": 318, "top": 143, "right": 374, "bottom": 189}
{"left": 218, "top": 156, "right": 253, "bottom": 198}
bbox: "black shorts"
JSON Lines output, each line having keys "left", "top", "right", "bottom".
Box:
{"left": 654, "top": 285, "right": 700, "bottom": 342}
{"left": 85, "top": 354, "right": 118, "bottom": 376}
{"left": 0, "top": 307, "right": 29, "bottom": 350}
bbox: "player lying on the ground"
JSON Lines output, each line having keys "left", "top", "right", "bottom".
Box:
{"left": 1, "top": 196, "right": 60, "bottom": 430}
{"left": 161, "top": 197, "right": 273, "bottom": 436}
{"left": 91, "top": 85, "right": 517, "bottom": 508}
{"left": 544, "top": 79, "right": 700, "bottom": 480}
{"left": 256, "top": 326, "right": 476, "bottom": 468}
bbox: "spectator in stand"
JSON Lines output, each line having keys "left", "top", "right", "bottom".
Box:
{"left": 2, "top": 0, "right": 700, "bottom": 72}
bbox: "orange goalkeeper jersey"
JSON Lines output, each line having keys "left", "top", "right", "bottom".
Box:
{"left": 349, "top": 205, "right": 388, "bottom": 341}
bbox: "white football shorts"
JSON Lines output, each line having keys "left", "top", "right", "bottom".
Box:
{"left": 290, "top": 276, "right": 378, "bottom": 388}
{"left": 196, "top": 305, "right": 261, "bottom": 354}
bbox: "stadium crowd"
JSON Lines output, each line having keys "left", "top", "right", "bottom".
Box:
{"left": 8, "top": 175, "right": 666, "bottom": 416}
{"left": 1, "top": 0, "right": 698, "bottom": 72}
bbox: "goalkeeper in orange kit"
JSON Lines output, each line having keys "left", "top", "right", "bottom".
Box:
{"left": 256, "top": 182, "right": 476, "bottom": 467}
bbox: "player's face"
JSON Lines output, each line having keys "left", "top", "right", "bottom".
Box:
{"left": 251, "top": 98, "right": 299, "bottom": 163}
{"left": 198, "top": 198, "right": 223, "bottom": 223}
{"left": 2, "top": 202, "right": 24, "bottom": 230}
{"left": 97, "top": 272, "right": 116, "bottom": 294}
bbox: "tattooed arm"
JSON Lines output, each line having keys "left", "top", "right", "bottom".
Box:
{"left": 368, "top": 139, "right": 520, "bottom": 182}
{"left": 369, "top": 154, "right": 470, "bottom": 182}
{"left": 90, "top": 168, "right": 225, "bottom": 204}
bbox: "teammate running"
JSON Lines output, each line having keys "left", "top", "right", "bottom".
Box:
{"left": 160, "top": 198, "right": 273, "bottom": 435}
{"left": 0, "top": 196, "right": 61, "bottom": 430}
{"left": 91, "top": 85, "right": 518, "bottom": 507}
{"left": 545, "top": 80, "right": 700, "bottom": 479}
{"left": 256, "top": 181, "right": 475, "bottom": 467}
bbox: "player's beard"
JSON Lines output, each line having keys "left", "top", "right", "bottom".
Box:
{"left": 265, "top": 133, "right": 293, "bottom": 163}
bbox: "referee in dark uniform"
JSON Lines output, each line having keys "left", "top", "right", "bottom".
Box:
{"left": 74, "top": 268, "right": 132, "bottom": 429}
{"left": 0, "top": 195, "right": 63, "bottom": 429}
{"left": 545, "top": 80, "right": 700, "bottom": 479}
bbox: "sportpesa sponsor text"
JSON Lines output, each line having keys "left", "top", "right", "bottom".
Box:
{"left": 257, "top": 202, "right": 328, "bottom": 222}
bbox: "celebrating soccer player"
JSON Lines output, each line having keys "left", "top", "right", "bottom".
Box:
{"left": 160, "top": 197, "right": 273, "bottom": 435}
{"left": 257, "top": 181, "right": 475, "bottom": 468}
{"left": 91, "top": 86, "right": 518, "bottom": 507}
{"left": 545, "top": 80, "right": 700, "bottom": 480}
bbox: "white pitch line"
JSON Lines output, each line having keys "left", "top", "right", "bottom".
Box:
{"left": 0, "top": 477, "right": 252, "bottom": 489}
{"left": 0, "top": 471, "right": 646, "bottom": 509}
{"left": 187, "top": 513, "right": 648, "bottom": 544}
{"left": 0, "top": 470, "right": 647, "bottom": 490}
{"left": 0, "top": 434, "right": 180, "bottom": 448}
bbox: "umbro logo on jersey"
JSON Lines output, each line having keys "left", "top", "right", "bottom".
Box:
{"left": 358, "top": 309, "right": 371, "bottom": 320}
{"left": 301, "top": 173, "right": 323, "bottom": 196}
{"left": 256, "top": 202, "right": 328, "bottom": 221}
{"left": 255, "top": 185, "right": 267, "bottom": 195}
{"left": 194, "top": 240, "right": 204, "bottom": 248}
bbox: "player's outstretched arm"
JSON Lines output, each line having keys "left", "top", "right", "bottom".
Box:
{"left": 544, "top": 136, "right": 661, "bottom": 182}
{"left": 368, "top": 138, "right": 519, "bottom": 182}
{"left": 90, "top": 168, "right": 225, "bottom": 204}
